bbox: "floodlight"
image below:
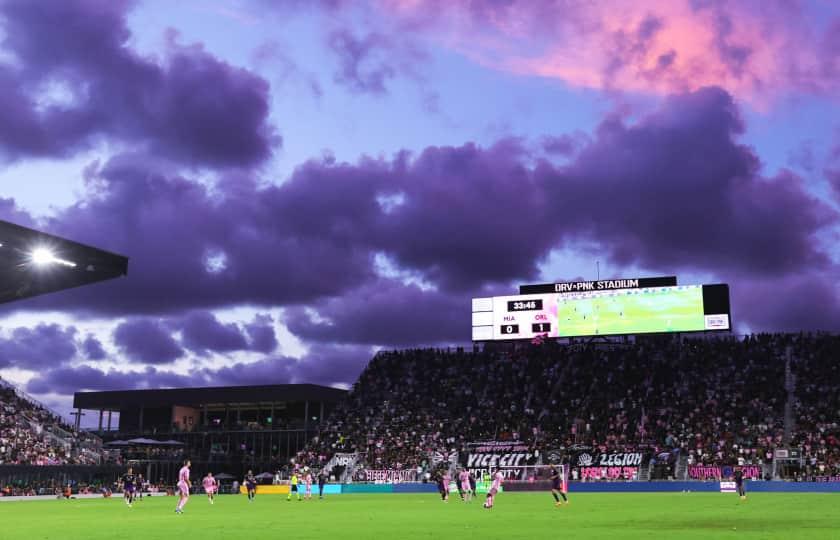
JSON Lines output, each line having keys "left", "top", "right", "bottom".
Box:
{"left": 30, "top": 247, "right": 77, "bottom": 267}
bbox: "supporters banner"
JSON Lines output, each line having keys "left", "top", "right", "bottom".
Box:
{"left": 579, "top": 466, "right": 639, "bottom": 481}
{"left": 814, "top": 476, "right": 840, "bottom": 482}
{"left": 461, "top": 441, "right": 539, "bottom": 479}
{"left": 687, "top": 465, "right": 762, "bottom": 480}
{"left": 362, "top": 470, "right": 416, "bottom": 483}
{"left": 572, "top": 450, "right": 647, "bottom": 468}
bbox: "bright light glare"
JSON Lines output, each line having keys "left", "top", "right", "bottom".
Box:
{"left": 31, "top": 248, "right": 54, "bottom": 265}
{"left": 30, "top": 247, "right": 77, "bottom": 267}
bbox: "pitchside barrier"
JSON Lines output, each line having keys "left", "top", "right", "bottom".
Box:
{"left": 4, "top": 481, "right": 840, "bottom": 502}
{"left": 233, "top": 481, "right": 840, "bottom": 495}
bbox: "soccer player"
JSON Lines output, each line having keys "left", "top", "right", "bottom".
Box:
{"left": 136, "top": 474, "right": 144, "bottom": 500}
{"left": 244, "top": 470, "right": 257, "bottom": 502}
{"left": 734, "top": 468, "right": 747, "bottom": 501}
{"left": 437, "top": 469, "right": 450, "bottom": 502}
{"left": 287, "top": 471, "right": 301, "bottom": 501}
{"left": 202, "top": 472, "right": 218, "bottom": 504}
{"left": 175, "top": 459, "right": 191, "bottom": 514}
{"left": 318, "top": 469, "right": 327, "bottom": 499}
{"left": 549, "top": 464, "right": 569, "bottom": 506}
{"left": 468, "top": 471, "right": 477, "bottom": 498}
{"left": 303, "top": 468, "right": 313, "bottom": 500}
{"left": 458, "top": 468, "right": 471, "bottom": 502}
{"left": 121, "top": 467, "right": 137, "bottom": 507}
{"left": 483, "top": 468, "right": 503, "bottom": 510}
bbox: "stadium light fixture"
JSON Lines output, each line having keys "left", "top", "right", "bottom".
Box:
{"left": 30, "top": 247, "right": 77, "bottom": 268}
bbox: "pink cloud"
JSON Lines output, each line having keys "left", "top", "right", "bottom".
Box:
{"left": 379, "top": 0, "right": 838, "bottom": 105}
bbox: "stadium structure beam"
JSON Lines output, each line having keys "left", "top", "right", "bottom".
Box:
{"left": 0, "top": 219, "right": 128, "bottom": 305}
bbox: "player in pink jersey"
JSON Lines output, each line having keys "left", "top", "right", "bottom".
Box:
{"left": 202, "top": 472, "right": 217, "bottom": 505}
{"left": 439, "top": 470, "right": 451, "bottom": 502}
{"left": 483, "top": 468, "right": 503, "bottom": 510}
{"left": 458, "top": 468, "right": 472, "bottom": 502}
{"left": 175, "top": 459, "right": 191, "bottom": 514}
{"left": 303, "top": 469, "right": 313, "bottom": 500}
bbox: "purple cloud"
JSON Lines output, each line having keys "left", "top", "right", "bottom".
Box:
{"left": 245, "top": 314, "right": 278, "bottom": 353}
{"left": 547, "top": 87, "right": 836, "bottom": 276}
{"left": 285, "top": 279, "right": 466, "bottom": 346}
{"left": 328, "top": 29, "right": 396, "bottom": 94}
{"left": 0, "top": 0, "right": 277, "bottom": 166}
{"left": 178, "top": 311, "right": 249, "bottom": 354}
{"left": 0, "top": 323, "right": 77, "bottom": 368}
{"left": 3, "top": 86, "right": 836, "bottom": 344}
{"left": 26, "top": 365, "right": 193, "bottom": 395}
{"left": 27, "top": 343, "right": 369, "bottom": 395}
{"left": 326, "top": 27, "right": 426, "bottom": 95}
{"left": 81, "top": 334, "right": 107, "bottom": 361}
{"left": 113, "top": 318, "right": 183, "bottom": 364}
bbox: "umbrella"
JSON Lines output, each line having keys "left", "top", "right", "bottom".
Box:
{"left": 214, "top": 473, "right": 235, "bottom": 480}
{"left": 255, "top": 472, "right": 274, "bottom": 480}
{"left": 126, "top": 438, "right": 161, "bottom": 445}
{"left": 104, "top": 440, "right": 131, "bottom": 446}
{"left": 159, "top": 439, "right": 185, "bottom": 446}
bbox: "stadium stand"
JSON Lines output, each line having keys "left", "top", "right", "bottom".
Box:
{"left": 3, "top": 333, "right": 839, "bottom": 494}
{"left": 0, "top": 378, "right": 100, "bottom": 466}
{"left": 302, "top": 333, "right": 837, "bottom": 481}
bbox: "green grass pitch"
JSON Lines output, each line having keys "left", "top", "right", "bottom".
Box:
{"left": 556, "top": 287, "right": 705, "bottom": 337}
{"left": 1, "top": 492, "right": 838, "bottom": 539}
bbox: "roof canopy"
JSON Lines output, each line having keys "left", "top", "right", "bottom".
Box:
{"left": 0, "top": 219, "right": 128, "bottom": 305}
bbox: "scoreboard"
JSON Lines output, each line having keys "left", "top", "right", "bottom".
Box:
{"left": 472, "top": 284, "right": 730, "bottom": 341}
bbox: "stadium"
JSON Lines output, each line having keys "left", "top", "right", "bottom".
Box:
{"left": 1, "top": 1, "right": 840, "bottom": 539}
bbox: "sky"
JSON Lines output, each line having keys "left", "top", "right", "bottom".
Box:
{"left": 0, "top": 0, "right": 838, "bottom": 425}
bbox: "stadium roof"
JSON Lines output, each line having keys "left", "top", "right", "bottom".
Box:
{"left": 0, "top": 219, "right": 128, "bottom": 305}
{"left": 73, "top": 384, "right": 348, "bottom": 411}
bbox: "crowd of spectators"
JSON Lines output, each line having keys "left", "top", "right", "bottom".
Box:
{"left": 304, "top": 333, "right": 837, "bottom": 477}
{"left": 0, "top": 381, "right": 100, "bottom": 466}
{"left": 790, "top": 334, "right": 840, "bottom": 479}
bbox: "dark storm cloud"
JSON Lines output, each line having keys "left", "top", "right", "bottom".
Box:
{"left": 113, "top": 318, "right": 183, "bottom": 364}
{"left": 0, "top": 323, "right": 77, "bottom": 368}
{"left": 177, "top": 312, "right": 249, "bottom": 355}
{"left": 81, "top": 334, "right": 107, "bottom": 361}
{"left": 0, "top": 0, "right": 276, "bottom": 166}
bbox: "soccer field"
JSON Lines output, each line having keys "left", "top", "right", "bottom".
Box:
{"left": 1, "top": 492, "right": 838, "bottom": 540}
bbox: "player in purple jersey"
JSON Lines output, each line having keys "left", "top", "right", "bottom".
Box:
{"left": 175, "top": 459, "right": 191, "bottom": 514}
{"left": 549, "top": 464, "right": 569, "bottom": 506}
{"left": 244, "top": 470, "right": 257, "bottom": 502}
{"left": 121, "top": 467, "right": 137, "bottom": 508}
{"left": 483, "top": 469, "right": 503, "bottom": 510}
